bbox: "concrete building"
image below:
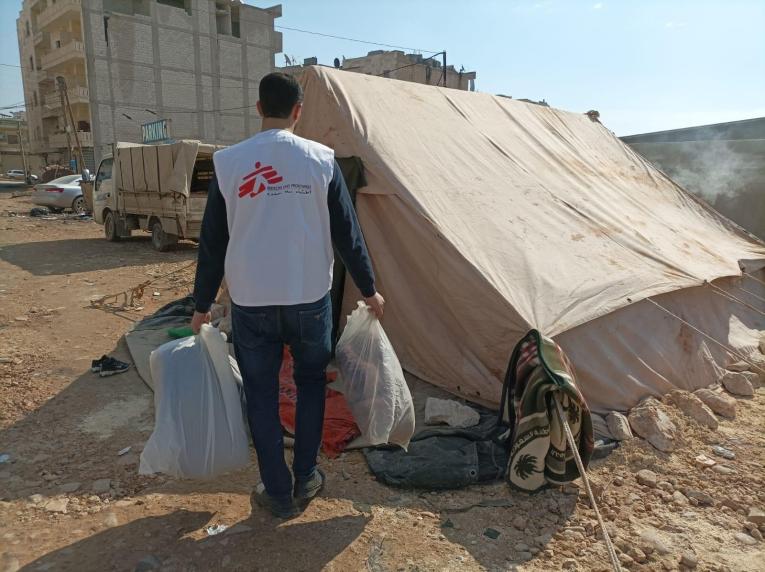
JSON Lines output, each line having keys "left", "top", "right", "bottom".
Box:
{"left": 17, "top": 0, "right": 283, "bottom": 168}
{"left": 281, "top": 50, "right": 477, "bottom": 91}
{"left": 622, "top": 117, "right": 765, "bottom": 239}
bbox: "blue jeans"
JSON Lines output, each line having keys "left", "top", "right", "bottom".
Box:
{"left": 231, "top": 292, "right": 332, "bottom": 500}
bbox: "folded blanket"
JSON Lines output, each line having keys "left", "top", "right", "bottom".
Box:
{"left": 500, "top": 330, "right": 593, "bottom": 493}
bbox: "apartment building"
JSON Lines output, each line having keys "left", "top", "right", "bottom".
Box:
{"left": 281, "top": 50, "right": 477, "bottom": 91}
{"left": 17, "top": 0, "right": 283, "bottom": 168}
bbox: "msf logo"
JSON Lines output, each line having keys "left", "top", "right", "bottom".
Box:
{"left": 238, "top": 162, "right": 283, "bottom": 199}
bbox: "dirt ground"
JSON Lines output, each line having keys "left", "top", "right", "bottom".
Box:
{"left": 0, "top": 191, "right": 763, "bottom": 572}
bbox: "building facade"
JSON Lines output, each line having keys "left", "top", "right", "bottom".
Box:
{"left": 281, "top": 50, "right": 477, "bottom": 91}
{"left": 17, "top": 0, "right": 282, "bottom": 168}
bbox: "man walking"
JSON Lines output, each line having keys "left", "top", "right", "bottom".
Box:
{"left": 191, "top": 72, "right": 383, "bottom": 518}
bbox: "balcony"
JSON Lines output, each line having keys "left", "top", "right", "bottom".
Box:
{"left": 48, "top": 130, "right": 92, "bottom": 149}
{"left": 40, "top": 41, "right": 85, "bottom": 70}
{"left": 44, "top": 86, "right": 89, "bottom": 109}
{"left": 37, "top": 0, "right": 81, "bottom": 31}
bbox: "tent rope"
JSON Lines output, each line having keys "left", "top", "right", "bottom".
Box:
{"left": 733, "top": 284, "right": 765, "bottom": 305}
{"left": 646, "top": 298, "right": 765, "bottom": 374}
{"left": 553, "top": 396, "right": 622, "bottom": 572}
{"left": 705, "top": 283, "right": 765, "bottom": 318}
{"left": 743, "top": 272, "right": 765, "bottom": 287}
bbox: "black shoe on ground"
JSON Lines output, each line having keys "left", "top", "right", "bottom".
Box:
{"left": 91, "top": 355, "right": 108, "bottom": 373}
{"left": 98, "top": 356, "right": 130, "bottom": 377}
{"left": 294, "top": 468, "right": 325, "bottom": 507}
{"left": 252, "top": 484, "right": 300, "bottom": 520}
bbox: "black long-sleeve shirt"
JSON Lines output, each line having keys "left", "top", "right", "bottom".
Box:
{"left": 192, "top": 159, "right": 376, "bottom": 312}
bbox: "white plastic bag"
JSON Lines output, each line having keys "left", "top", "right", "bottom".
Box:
{"left": 139, "top": 324, "right": 250, "bottom": 478}
{"left": 335, "top": 301, "right": 415, "bottom": 449}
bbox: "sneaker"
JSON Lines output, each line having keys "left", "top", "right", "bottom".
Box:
{"left": 90, "top": 355, "right": 108, "bottom": 373}
{"left": 98, "top": 357, "right": 130, "bottom": 377}
{"left": 252, "top": 484, "right": 299, "bottom": 520}
{"left": 294, "top": 468, "right": 325, "bottom": 507}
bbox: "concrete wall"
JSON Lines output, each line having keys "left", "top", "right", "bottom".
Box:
{"left": 623, "top": 118, "right": 765, "bottom": 240}
{"left": 81, "top": 0, "right": 282, "bottom": 163}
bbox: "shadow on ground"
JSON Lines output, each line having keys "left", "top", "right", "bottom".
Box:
{"left": 0, "top": 237, "right": 196, "bottom": 276}
{"left": 20, "top": 508, "right": 369, "bottom": 572}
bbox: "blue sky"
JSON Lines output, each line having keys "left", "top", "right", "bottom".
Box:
{"left": 1, "top": 0, "right": 763, "bottom": 135}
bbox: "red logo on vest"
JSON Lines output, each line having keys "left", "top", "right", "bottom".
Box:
{"left": 238, "top": 162, "right": 283, "bottom": 198}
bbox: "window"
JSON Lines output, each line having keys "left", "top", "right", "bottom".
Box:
{"left": 29, "top": 56, "right": 34, "bottom": 70}
{"left": 55, "top": 40, "right": 61, "bottom": 48}
{"left": 95, "top": 158, "right": 113, "bottom": 191}
{"left": 157, "top": 0, "right": 191, "bottom": 15}
{"left": 33, "top": 92, "right": 38, "bottom": 107}
{"left": 25, "top": 21, "right": 30, "bottom": 37}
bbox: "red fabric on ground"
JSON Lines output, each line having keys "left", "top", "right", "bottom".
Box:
{"left": 278, "top": 347, "right": 360, "bottom": 458}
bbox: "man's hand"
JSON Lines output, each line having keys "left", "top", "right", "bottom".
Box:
{"left": 364, "top": 292, "right": 385, "bottom": 319}
{"left": 191, "top": 311, "right": 211, "bottom": 334}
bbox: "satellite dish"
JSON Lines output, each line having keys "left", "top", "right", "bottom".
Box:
{"left": 333, "top": 57, "right": 340, "bottom": 69}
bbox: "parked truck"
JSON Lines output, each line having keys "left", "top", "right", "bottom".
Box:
{"left": 83, "top": 140, "right": 223, "bottom": 251}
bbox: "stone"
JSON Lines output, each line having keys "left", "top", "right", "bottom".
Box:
{"left": 720, "top": 372, "right": 755, "bottom": 397}
{"left": 685, "top": 490, "right": 713, "bottom": 506}
{"left": 712, "top": 465, "right": 734, "bottom": 475}
{"left": 726, "top": 361, "right": 750, "bottom": 372}
{"left": 641, "top": 529, "right": 672, "bottom": 555}
{"left": 636, "top": 469, "right": 658, "bottom": 488}
{"left": 91, "top": 479, "right": 111, "bottom": 494}
{"left": 28, "top": 494, "right": 44, "bottom": 504}
{"left": 424, "top": 398, "right": 480, "bottom": 428}
{"left": 628, "top": 547, "right": 647, "bottom": 563}
{"left": 628, "top": 398, "right": 678, "bottom": 452}
{"left": 514, "top": 542, "right": 530, "bottom": 552}
{"left": 606, "top": 412, "right": 633, "bottom": 440}
{"left": 134, "top": 555, "right": 162, "bottom": 572}
{"left": 512, "top": 516, "right": 527, "bottom": 530}
{"left": 103, "top": 512, "right": 118, "bottom": 528}
{"left": 748, "top": 507, "right": 765, "bottom": 525}
{"left": 711, "top": 445, "right": 735, "bottom": 460}
{"left": 561, "top": 559, "right": 578, "bottom": 570}
{"left": 734, "top": 532, "right": 758, "bottom": 546}
{"left": 483, "top": 528, "right": 500, "bottom": 540}
{"left": 673, "top": 491, "right": 689, "bottom": 505}
{"left": 666, "top": 390, "right": 718, "bottom": 429}
{"left": 59, "top": 482, "right": 81, "bottom": 494}
{"left": 680, "top": 552, "right": 698, "bottom": 568}
{"left": 759, "top": 334, "right": 765, "bottom": 355}
{"left": 43, "top": 498, "right": 68, "bottom": 513}
{"left": 619, "top": 553, "right": 635, "bottom": 567}
{"left": 694, "top": 454, "right": 716, "bottom": 468}
{"left": 658, "top": 481, "right": 674, "bottom": 492}
{"left": 750, "top": 528, "right": 764, "bottom": 542}
{"left": 694, "top": 389, "right": 736, "bottom": 419}
{"left": 517, "top": 551, "right": 533, "bottom": 562}
{"left": 613, "top": 476, "right": 624, "bottom": 486}
{"left": 590, "top": 413, "right": 612, "bottom": 440}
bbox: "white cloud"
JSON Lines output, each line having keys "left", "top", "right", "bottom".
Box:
{"left": 592, "top": 3, "right": 604, "bottom": 10}
{"left": 665, "top": 21, "right": 687, "bottom": 29}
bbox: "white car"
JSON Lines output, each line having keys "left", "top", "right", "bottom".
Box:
{"left": 31, "top": 175, "right": 87, "bottom": 214}
{"left": 5, "top": 170, "right": 39, "bottom": 182}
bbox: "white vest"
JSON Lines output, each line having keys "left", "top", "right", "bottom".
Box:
{"left": 213, "top": 129, "right": 336, "bottom": 307}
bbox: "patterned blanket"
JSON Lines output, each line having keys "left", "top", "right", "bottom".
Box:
{"left": 500, "top": 330, "right": 594, "bottom": 493}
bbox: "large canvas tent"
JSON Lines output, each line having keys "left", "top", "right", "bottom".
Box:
{"left": 295, "top": 66, "right": 765, "bottom": 414}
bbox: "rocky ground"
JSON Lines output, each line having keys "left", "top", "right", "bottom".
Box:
{"left": 0, "top": 192, "right": 763, "bottom": 572}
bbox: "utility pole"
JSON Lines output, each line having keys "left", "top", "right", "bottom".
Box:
{"left": 56, "top": 76, "right": 86, "bottom": 173}
{"left": 442, "top": 51, "right": 447, "bottom": 87}
{"left": 56, "top": 78, "right": 74, "bottom": 166}
{"left": 16, "top": 121, "right": 30, "bottom": 185}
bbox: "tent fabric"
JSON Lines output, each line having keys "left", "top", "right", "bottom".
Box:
{"left": 295, "top": 66, "right": 765, "bottom": 413}
{"left": 114, "top": 140, "right": 221, "bottom": 197}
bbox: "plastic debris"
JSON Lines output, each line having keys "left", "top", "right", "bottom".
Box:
{"left": 117, "top": 446, "right": 132, "bottom": 456}
{"left": 0, "top": 453, "right": 10, "bottom": 464}
{"left": 205, "top": 524, "right": 229, "bottom": 536}
{"left": 712, "top": 445, "right": 735, "bottom": 460}
{"left": 483, "top": 528, "right": 501, "bottom": 539}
